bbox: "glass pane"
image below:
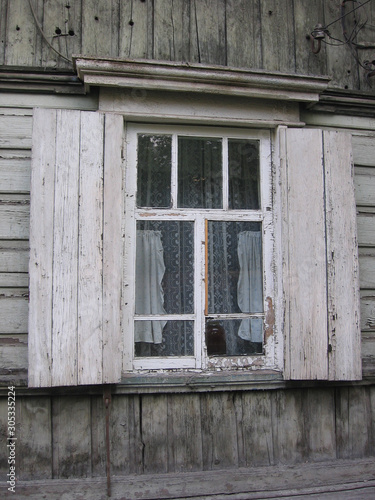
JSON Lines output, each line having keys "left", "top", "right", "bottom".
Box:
{"left": 135, "top": 320, "right": 194, "bottom": 357}
{"left": 137, "top": 134, "right": 172, "bottom": 207}
{"left": 136, "top": 220, "right": 194, "bottom": 314}
{"left": 206, "top": 319, "right": 263, "bottom": 356}
{"left": 178, "top": 136, "right": 222, "bottom": 208}
{"left": 228, "top": 139, "right": 260, "bottom": 209}
{"left": 207, "top": 221, "right": 263, "bottom": 314}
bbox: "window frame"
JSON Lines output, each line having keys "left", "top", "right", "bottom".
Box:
{"left": 123, "top": 123, "right": 276, "bottom": 373}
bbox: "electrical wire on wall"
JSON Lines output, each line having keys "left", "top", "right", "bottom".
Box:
{"left": 28, "top": 0, "right": 73, "bottom": 65}
{"left": 310, "top": 0, "right": 375, "bottom": 84}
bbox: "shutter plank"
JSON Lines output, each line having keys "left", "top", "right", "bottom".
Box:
{"left": 52, "top": 110, "right": 80, "bottom": 387}
{"left": 28, "top": 108, "right": 56, "bottom": 388}
{"left": 324, "top": 131, "right": 362, "bottom": 380}
{"left": 77, "top": 112, "right": 104, "bottom": 385}
{"left": 102, "top": 113, "right": 123, "bottom": 384}
{"left": 284, "top": 128, "right": 328, "bottom": 380}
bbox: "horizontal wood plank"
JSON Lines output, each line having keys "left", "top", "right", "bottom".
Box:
{"left": 0, "top": 240, "right": 29, "bottom": 272}
{"left": 357, "top": 213, "right": 375, "bottom": 247}
{"left": 352, "top": 135, "right": 375, "bottom": 167}
{"left": 0, "top": 294, "right": 28, "bottom": 333}
{"left": 0, "top": 113, "right": 32, "bottom": 149}
{"left": 0, "top": 150, "right": 30, "bottom": 193}
{"left": 355, "top": 166, "right": 375, "bottom": 207}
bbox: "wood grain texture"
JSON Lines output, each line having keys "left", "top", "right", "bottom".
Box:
{"left": 324, "top": 130, "right": 362, "bottom": 381}
{"left": 355, "top": 166, "right": 375, "bottom": 207}
{"left": 260, "top": 0, "right": 296, "bottom": 73}
{"left": 28, "top": 108, "right": 56, "bottom": 388}
{"left": 0, "top": 293, "right": 28, "bottom": 333}
{"left": 167, "top": 393, "right": 203, "bottom": 472}
{"left": 226, "top": 0, "right": 262, "bottom": 70}
{"left": 357, "top": 212, "right": 375, "bottom": 247}
{"left": 16, "top": 397, "right": 52, "bottom": 480}
{"left": 0, "top": 240, "right": 29, "bottom": 273}
{"left": 352, "top": 135, "right": 375, "bottom": 167}
{"left": 4, "top": 0, "right": 43, "bottom": 67}
{"left": 102, "top": 113, "right": 123, "bottom": 384}
{"left": 141, "top": 394, "right": 169, "bottom": 474}
{"left": 77, "top": 111, "right": 104, "bottom": 386}
{"left": 111, "top": 394, "right": 143, "bottom": 475}
{"left": 0, "top": 150, "right": 30, "bottom": 193}
{"left": 200, "top": 392, "right": 238, "bottom": 470}
{"left": 51, "top": 110, "right": 80, "bottom": 387}
{"left": 41, "top": 0, "right": 82, "bottom": 69}
{"left": 119, "top": 0, "right": 150, "bottom": 59}
{"left": 81, "top": 0, "right": 120, "bottom": 58}
{"left": 52, "top": 396, "right": 91, "bottom": 478}
{"left": 191, "top": 0, "right": 226, "bottom": 65}
{"left": 283, "top": 128, "right": 328, "bottom": 380}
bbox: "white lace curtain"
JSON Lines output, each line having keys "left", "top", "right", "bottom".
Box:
{"left": 135, "top": 229, "right": 263, "bottom": 345}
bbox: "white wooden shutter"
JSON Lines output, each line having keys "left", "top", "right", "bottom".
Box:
{"left": 28, "top": 109, "right": 123, "bottom": 387}
{"left": 279, "top": 127, "right": 361, "bottom": 381}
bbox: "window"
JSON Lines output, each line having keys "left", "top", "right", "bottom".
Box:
{"left": 123, "top": 125, "right": 274, "bottom": 371}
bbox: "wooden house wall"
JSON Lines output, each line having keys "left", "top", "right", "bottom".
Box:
{"left": 1, "top": 0, "right": 375, "bottom": 92}
{"left": 0, "top": 386, "right": 374, "bottom": 480}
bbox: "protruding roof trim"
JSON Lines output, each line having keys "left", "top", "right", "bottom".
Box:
{"left": 73, "top": 56, "right": 330, "bottom": 103}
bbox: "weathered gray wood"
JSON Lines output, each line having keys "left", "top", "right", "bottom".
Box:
{"left": 8, "top": 459, "right": 375, "bottom": 499}
{"left": 0, "top": 291, "right": 28, "bottom": 333}
{"left": 4, "top": 0, "right": 43, "bottom": 67}
{"left": 324, "top": 130, "right": 361, "bottom": 381}
{"left": 16, "top": 397, "right": 52, "bottom": 480}
{"left": 153, "top": 0, "right": 191, "bottom": 62}
{"left": 41, "top": 0, "right": 82, "bottom": 68}
{"left": 81, "top": 0, "right": 120, "bottom": 58}
{"left": 282, "top": 128, "right": 328, "bottom": 380}
{"left": 272, "top": 389, "right": 306, "bottom": 464}
{"left": 0, "top": 150, "right": 30, "bottom": 193}
{"left": 294, "top": 0, "right": 327, "bottom": 76}
{"left": 0, "top": 0, "right": 7, "bottom": 65}
{"left": 359, "top": 250, "right": 375, "bottom": 289}
{"left": 190, "top": 0, "right": 226, "bottom": 65}
{"left": 167, "top": 393, "right": 203, "bottom": 472}
{"left": 361, "top": 291, "right": 375, "bottom": 331}
{"left": 324, "top": 0, "right": 360, "bottom": 90}
{"left": 141, "top": 394, "right": 169, "bottom": 474}
{"left": 260, "top": 0, "right": 295, "bottom": 73}
{"left": 353, "top": 135, "right": 375, "bottom": 167}
{"left": 0, "top": 272, "right": 28, "bottom": 287}
{"left": 77, "top": 112, "right": 104, "bottom": 385}
{"left": 335, "top": 387, "right": 372, "bottom": 459}
{"left": 90, "top": 396, "right": 106, "bottom": 477}
{"left": 0, "top": 240, "right": 29, "bottom": 273}
{"left": 303, "top": 388, "right": 336, "bottom": 461}
{"left": 0, "top": 200, "right": 29, "bottom": 240}
{"left": 102, "top": 113, "right": 123, "bottom": 384}
{"left": 51, "top": 110, "right": 80, "bottom": 387}
{"left": 119, "top": 0, "right": 150, "bottom": 59}
{"left": 200, "top": 393, "right": 238, "bottom": 470}
{"left": 0, "top": 333, "right": 28, "bottom": 371}
{"left": 355, "top": 166, "right": 375, "bottom": 207}
{"left": 357, "top": 212, "right": 375, "bottom": 247}
{"left": 111, "top": 394, "right": 143, "bottom": 475}
{"left": 28, "top": 108, "right": 56, "bottom": 388}
{"left": 362, "top": 333, "right": 375, "bottom": 376}
{"left": 52, "top": 396, "right": 92, "bottom": 478}
{"left": 241, "top": 391, "right": 274, "bottom": 467}
{"left": 226, "top": 0, "right": 262, "bottom": 70}
{"left": 0, "top": 111, "right": 33, "bottom": 149}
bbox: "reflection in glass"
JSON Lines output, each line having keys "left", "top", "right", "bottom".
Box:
{"left": 206, "top": 319, "right": 263, "bottom": 356}
{"left": 137, "top": 134, "right": 172, "bottom": 207}
{"left": 228, "top": 139, "right": 260, "bottom": 210}
{"left": 135, "top": 321, "right": 194, "bottom": 357}
{"left": 178, "top": 136, "right": 222, "bottom": 208}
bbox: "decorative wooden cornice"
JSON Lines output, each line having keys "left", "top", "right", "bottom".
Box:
{"left": 73, "top": 56, "right": 330, "bottom": 102}
{"left": 306, "top": 88, "right": 375, "bottom": 117}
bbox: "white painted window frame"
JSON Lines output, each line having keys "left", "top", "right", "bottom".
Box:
{"left": 123, "top": 123, "right": 276, "bottom": 372}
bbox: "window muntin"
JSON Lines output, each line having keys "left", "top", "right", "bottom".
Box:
{"left": 125, "top": 124, "right": 272, "bottom": 371}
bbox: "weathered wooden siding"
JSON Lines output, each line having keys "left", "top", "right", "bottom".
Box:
{"left": 1, "top": 0, "right": 374, "bottom": 91}
{"left": 0, "top": 386, "right": 374, "bottom": 481}
{"left": 1, "top": 101, "right": 375, "bottom": 383}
